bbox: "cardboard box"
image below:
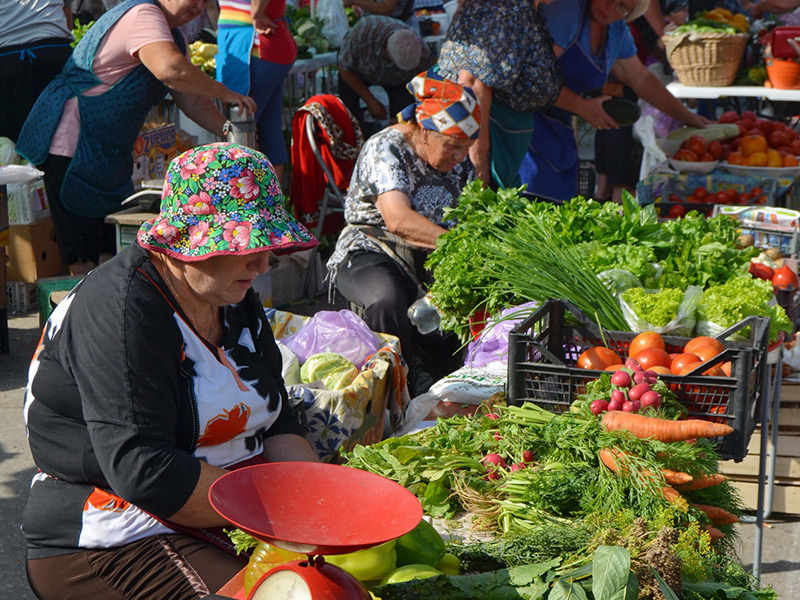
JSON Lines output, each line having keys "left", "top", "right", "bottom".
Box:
{"left": 7, "top": 177, "right": 50, "bottom": 225}
{"left": 132, "top": 124, "right": 177, "bottom": 185}
{"left": 6, "top": 218, "right": 67, "bottom": 283}
{"left": 0, "top": 184, "right": 8, "bottom": 246}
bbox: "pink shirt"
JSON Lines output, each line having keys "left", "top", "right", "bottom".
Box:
{"left": 50, "top": 4, "right": 181, "bottom": 157}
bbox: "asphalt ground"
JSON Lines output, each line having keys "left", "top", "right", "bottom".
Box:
{"left": 1, "top": 310, "right": 798, "bottom": 598}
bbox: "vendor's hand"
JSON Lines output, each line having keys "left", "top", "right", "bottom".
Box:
{"left": 682, "top": 112, "right": 712, "bottom": 128}
{"left": 252, "top": 13, "right": 277, "bottom": 36}
{"left": 582, "top": 95, "right": 620, "bottom": 130}
{"left": 222, "top": 89, "right": 258, "bottom": 116}
{"left": 366, "top": 97, "right": 388, "bottom": 120}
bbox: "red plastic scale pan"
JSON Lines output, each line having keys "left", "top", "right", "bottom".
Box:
{"left": 209, "top": 462, "right": 423, "bottom": 555}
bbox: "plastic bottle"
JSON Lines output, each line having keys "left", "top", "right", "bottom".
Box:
{"left": 407, "top": 294, "right": 441, "bottom": 335}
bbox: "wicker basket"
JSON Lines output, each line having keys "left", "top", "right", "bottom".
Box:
{"left": 662, "top": 32, "right": 749, "bottom": 86}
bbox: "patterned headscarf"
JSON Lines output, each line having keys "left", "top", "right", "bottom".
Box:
{"left": 401, "top": 70, "right": 481, "bottom": 140}
{"left": 138, "top": 143, "right": 317, "bottom": 261}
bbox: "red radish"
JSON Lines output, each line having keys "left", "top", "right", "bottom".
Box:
{"left": 590, "top": 399, "right": 610, "bottom": 415}
{"left": 632, "top": 371, "right": 646, "bottom": 384}
{"left": 622, "top": 401, "right": 637, "bottom": 412}
{"left": 608, "top": 398, "right": 624, "bottom": 411}
{"left": 632, "top": 401, "right": 641, "bottom": 412}
{"left": 493, "top": 432, "right": 503, "bottom": 441}
{"left": 640, "top": 391, "right": 662, "bottom": 408}
{"left": 522, "top": 450, "right": 535, "bottom": 463}
{"left": 487, "top": 413, "right": 500, "bottom": 420}
{"left": 611, "top": 389, "right": 626, "bottom": 404}
{"left": 625, "top": 357, "right": 642, "bottom": 371}
{"left": 628, "top": 382, "right": 651, "bottom": 402}
{"left": 643, "top": 371, "right": 659, "bottom": 384}
{"left": 610, "top": 371, "right": 632, "bottom": 387}
{"left": 483, "top": 453, "right": 507, "bottom": 468}
{"left": 486, "top": 471, "right": 501, "bottom": 480}
{"left": 510, "top": 463, "right": 526, "bottom": 471}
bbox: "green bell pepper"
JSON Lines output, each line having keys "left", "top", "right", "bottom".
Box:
{"left": 379, "top": 564, "right": 443, "bottom": 586}
{"left": 394, "top": 518, "right": 446, "bottom": 567}
{"left": 436, "top": 552, "right": 461, "bottom": 576}
{"left": 324, "top": 540, "right": 397, "bottom": 582}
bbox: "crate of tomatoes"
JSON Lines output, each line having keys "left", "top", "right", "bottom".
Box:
{"left": 655, "top": 176, "right": 777, "bottom": 219}
{"left": 507, "top": 299, "right": 770, "bottom": 461}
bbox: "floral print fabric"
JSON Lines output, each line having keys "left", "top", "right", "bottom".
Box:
{"left": 436, "top": 0, "right": 562, "bottom": 114}
{"left": 138, "top": 142, "right": 317, "bottom": 260}
{"left": 326, "top": 127, "right": 474, "bottom": 280}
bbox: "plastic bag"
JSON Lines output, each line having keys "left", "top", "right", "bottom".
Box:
{"left": 315, "top": 0, "right": 349, "bottom": 48}
{"left": 620, "top": 285, "right": 702, "bottom": 336}
{"left": 300, "top": 352, "right": 359, "bottom": 390}
{"left": 276, "top": 340, "right": 302, "bottom": 385}
{"left": 597, "top": 268, "right": 642, "bottom": 296}
{"left": 0, "top": 137, "right": 21, "bottom": 166}
{"left": 0, "top": 164, "right": 43, "bottom": 184}
{"left": 281, "top": 309, "right": 379, "bottom": 368}
{"left": 465, "top": 302, "right": 540, "bottom": 368}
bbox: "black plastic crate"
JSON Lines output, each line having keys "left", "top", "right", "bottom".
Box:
{"left": 507, "top": 300, "right": 770, "bottom": 462}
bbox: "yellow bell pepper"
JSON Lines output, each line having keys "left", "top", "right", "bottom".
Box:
{"left": 733, "top": 14, "right": 748, "bottom": 32}
{"left": 324, "top": 540, "right": 398, "bottom": 582}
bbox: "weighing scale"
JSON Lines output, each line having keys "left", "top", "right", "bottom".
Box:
{"left": 209, "top": 462, "right": 423, "bottom": 600}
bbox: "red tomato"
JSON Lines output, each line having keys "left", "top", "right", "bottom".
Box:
{"left": 716, "top": 190, "right": 731, "bottom": 204}
{"left": 629, "top": 331, "right": 666, "bottom": 358}
{"left": 791, "top": 139, "right": 800, "bottom": 155}
{"left": 707, "top": 140, "right": 724, "bottom": 159}
{"left": 737, "top": 192, "right": 751, "bottom": 205}
{"left": 686, "top": 135, "right": 707, "bottom": 157}
{"left": 577, "top": 346, "right": 621, "bottom": 370}
{"left": 787, "top": 128, "right": 799, "bottom": 142}
{"left": 769, "top": 130, "right": 790, "bottom": 148}
{"left": 685, "top": 336, "right": 725, "bottom": 355}
{"left": 668, "top": 193, "right": 683, "bottom": 203}
{"left": 719, "top": 110, "right": 739, "bottom": 123}
{"left": 635, "top": 348, "right": 673, "bottom": 370}
{"left": 694, "top": 186, "right": 708, "bottom": 199}
{"left": 750, "top": 186, "right": 763, "bottom": 198}
{"left": 686, "top": 194, "right": 701, "bottom": 204}
{"left": 671, "top": 353, "right": 702, "bottom": 374}
{"left": 668, "top": 204, "right": 686, "bottom": 218}
{"left": 705, "top": 192, "right": 718, "bottom": 203}
{"left": 673, "top": 149, "right": 699, "bottom": 162}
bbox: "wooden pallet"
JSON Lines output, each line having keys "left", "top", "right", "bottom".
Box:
{"left": 724, "top": 382, "right": 800, "bottom": 514}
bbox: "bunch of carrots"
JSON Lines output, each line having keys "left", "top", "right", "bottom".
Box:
{"left": 598, "top": 410, "right": 738, "bottom": 540}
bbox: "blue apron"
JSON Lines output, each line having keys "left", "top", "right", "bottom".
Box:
{"left": 16, "top": 0, "right": 185, "bottom": 218}
{"left": 488, "top": 102, "right": 535, "bottom": 190}
{"left": 519, "top": 0, "right": 609, "bottom": 201}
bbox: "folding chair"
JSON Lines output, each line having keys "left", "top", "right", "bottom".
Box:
{"left": 295, "top": 99, "right": 364, "bottom": 298}
{"left": 302, "top": 114, "right": 348, "bottom": 298}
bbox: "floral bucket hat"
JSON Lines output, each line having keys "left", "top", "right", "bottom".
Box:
{"left": 138, "top": 142, "right": 317, "bottom": 261}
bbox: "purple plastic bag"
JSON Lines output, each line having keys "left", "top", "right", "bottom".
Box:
{"left": 281, "top": 310, "right": 380, "bottom": 368}
{"left": 466, "top": 302, "right": 539, "bottom": 368}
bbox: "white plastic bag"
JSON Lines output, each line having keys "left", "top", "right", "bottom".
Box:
{"left": 633, "top": 113, "right": 668, "bottom": 180}
{"left": 620, "top": 285, "right": 703, "bottom": 337}
{"left": 316, "top": 0, "right": 349, "bottom": 48}
{"left": 0, "top": 164, "right": 43, "bottom": 185}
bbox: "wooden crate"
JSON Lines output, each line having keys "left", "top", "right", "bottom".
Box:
{"left": 725, "top": 382, "right": 800, "bottom": 514}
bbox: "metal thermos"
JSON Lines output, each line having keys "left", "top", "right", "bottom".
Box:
{"left": 224, "top": 104, "right": 256, "bottom": 149}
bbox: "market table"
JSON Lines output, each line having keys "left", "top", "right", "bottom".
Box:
{"left": 666, "top": 81, "right": 800, "bottom": 121}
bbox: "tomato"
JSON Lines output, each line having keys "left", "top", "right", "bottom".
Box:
{"left": 635, "top": 348, "right": 673, "bottom": 370}
{"left": 668, "top": 193, "right": 683, "bottom": 203}
{"left": 686, "top": 194, "right": 701, "bottom": 204}
{"left": 700, "top": 152, "right": 715, "bottom": 162}
{"left": 740, "top": 134, "right": 768, "bottom": 156}
{"left": 648, "top": 365, "right": 673, "bottom": 375}
{"left": 788, "top": 128, "right": 799, "bottom": 142}
{"left": 791, "top": 139, "right": 800, "bottom": 155}
{"left": 719, "top": 110, "right": 739, "bottom": 123}
{"left": 668, "top": 204, "right": 686, "bottom": 218}
{"left": 748, "top": 152, "right": 768, "bottom": 167}
{"left": 671, "top": 353, "right": 702, "bottom": 374}
{"left": 692, "top": 345, "right": 721, "bottom": 363}
{"left": 756, "top": 119, "right": 774, "bottom": 135}
{"left": 629, "top": 331, "right": 665, "bottom": 358}
{"left": 705, "top": 192, "right": 718, "bottom": 203}
{"left": 686, "top": 135, "right": 707, "bottom": 157}
{"left": 721, "top": 362, "right": 732, "bottom": 376}
{"left": 737, "top": 192, "right": 751, "bottom": 204}
{"left": 769, "top": 130, "right": 790, "bottom": 148}
{"left": 767, "top": 148, "right": 784, "bottom": 168}
{"left": 749, "top": 186, "right": 763, "bottom": 198}
{"left": 693, "top": 186, "right": 707, "bottom": 199}
{"left": 674, "top": 361, "right": 703, "bottom": 376}
{"left": 673, "top": 149, "right": 699, "bottom": 162}
{"left": 726, "top": 151, "right": 745, "bottom": 165}
{"left": 685, "top": 336, "right": 725, "bottom": 355}
{"left": 707, "top": 140, "right": 724, "bottom": 159}
{"left": 742, "top": 110, "right": 757, "bottom": 121}
{"left": 703, "top": 364, "right": 726, "bottom": 377}
{"left": 784, "top": 154, "right": 799, "bottom": 167}
{"left": 604, "top": 363, "right": 626, "bottom": 371}
{"left": 577, "top": 346, "right": 621, "bottom": 370}
{"left": 716, "top": 190, "right": 731, "bottom": 204}
{"left": 773, "top": 264, "right": 800, "bottom": 290}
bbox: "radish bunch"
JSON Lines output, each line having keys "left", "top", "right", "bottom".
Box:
{"left": 589, "top": 358, "right": 663, "bottom": 416}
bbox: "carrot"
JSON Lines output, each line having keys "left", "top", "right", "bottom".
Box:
{"left": 598, "top": 448, "right": 686, "bottom": 503}
{"left": 661, "top": 486, "right": 682, "bottom": 503}
{"left": 601, "top": 411, "right": 734, "bottom": 443}
{"left": 676, "top": 473, "right": 727, "bottom": 491}
{"left": 704, "top": 525, "right": 725, "bottom": 542}
{"left": 599, "top": 448, "right": 692, "bottom": 485}
{"left": 692, "top": 503, "right": 739, "bottom": 525}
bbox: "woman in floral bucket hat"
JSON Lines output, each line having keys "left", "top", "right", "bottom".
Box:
{"left": 23, "top": 142, "right": 319, "bottom": 600}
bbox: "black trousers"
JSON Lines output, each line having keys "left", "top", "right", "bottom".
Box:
{"left": 335, "top": 251, "right": 463, "bottom": 396}
{"left": 337, "top": 72, "right": 415, "bottom": 137}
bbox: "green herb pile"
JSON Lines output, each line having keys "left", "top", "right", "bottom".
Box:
{"left": 342, "top": 399, "right": 773, "bottom": 599}
{"left": 427, "top": 187, "right": 767, "bottom": 340}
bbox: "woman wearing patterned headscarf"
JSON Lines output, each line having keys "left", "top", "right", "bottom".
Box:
{"left": 23, "top": 142, "right": 319, "bottom": 599}
{"left": 327, "top": 70, "right": 480, "bottom": 395}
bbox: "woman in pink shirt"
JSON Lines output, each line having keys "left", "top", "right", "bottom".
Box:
{"left": 17, "top": 0, "right": 257, "bottom": 276}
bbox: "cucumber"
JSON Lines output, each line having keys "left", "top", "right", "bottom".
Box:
{"left": 602, "top": 98, "right": 641, "bottom": 126}
{"left": 666, "top": 124, "right": 740, "bottom": 142}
